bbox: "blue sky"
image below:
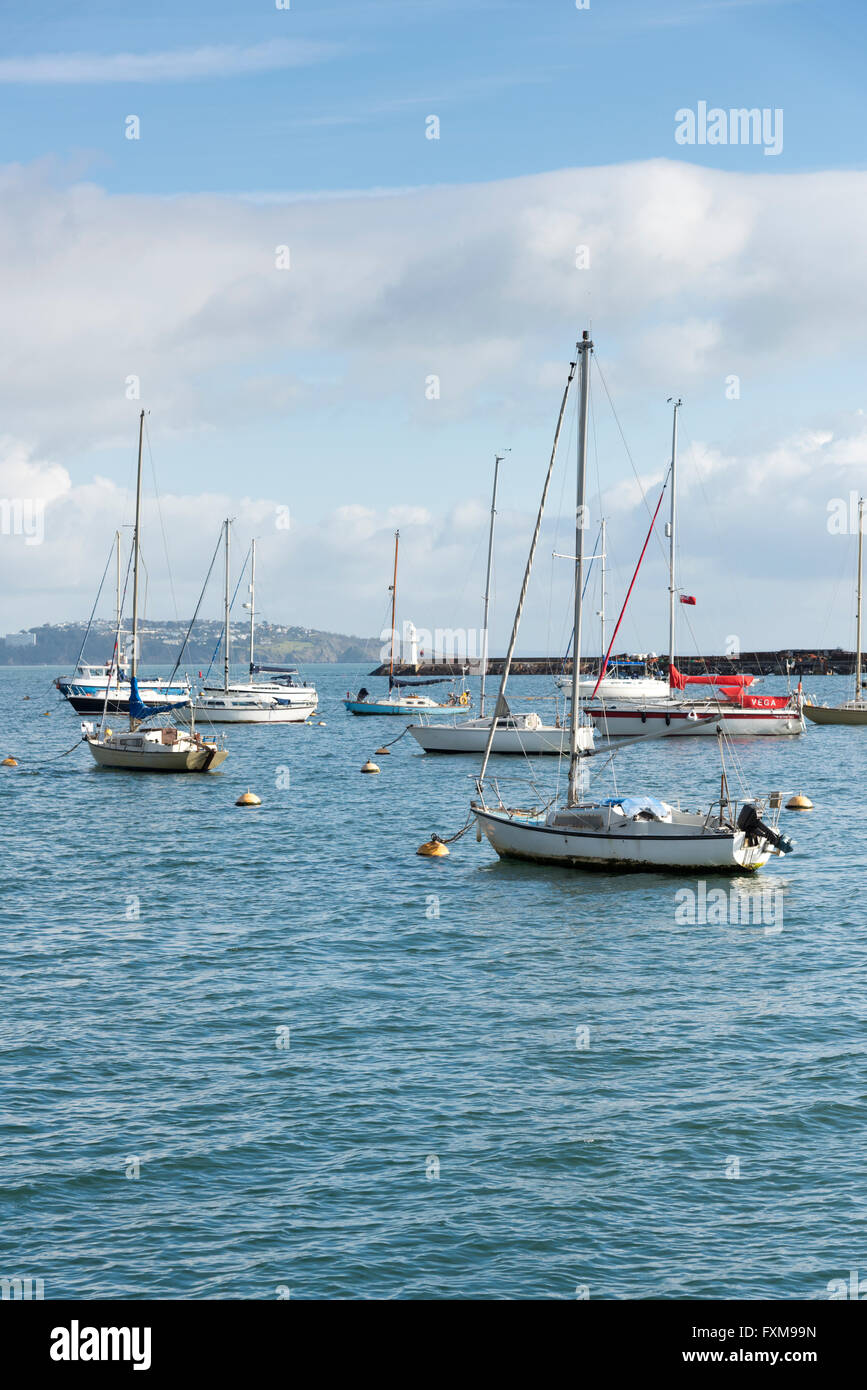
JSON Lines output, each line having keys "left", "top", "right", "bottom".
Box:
{"left": 1, "top": 0, "right": 866, "bottom": 652}
{"left": 1, "top": 1, "right": 864, "bottom": 194}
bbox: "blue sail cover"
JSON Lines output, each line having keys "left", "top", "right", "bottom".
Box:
{"left": 128, "top": 675, "right": 188, "bottom": 723}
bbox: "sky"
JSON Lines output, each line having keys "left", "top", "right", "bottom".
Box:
{"left": 1, "top": 0, "right": 866, "bottom": 657}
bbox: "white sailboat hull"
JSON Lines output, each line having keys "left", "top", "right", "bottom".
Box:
{"left": 176, "top": 702, "right": 314, "bottom": 725}
{"left": 175, "top": 680, "right": 317, "bottom": 724}
{"left": 586, "top": 703, "right": 804, "bottom": 737}
{"left": 474, "top": 806, "right": 772, "bottom": 872}
{"left": 558, "top": 675, "right": 671, "bottom": 701}
{"left": 409, "top": 717, "right": 595, "bottom": 754}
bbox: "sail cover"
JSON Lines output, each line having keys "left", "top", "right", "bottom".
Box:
{"left": 128, "top": 676, "right": 188, "bottom": 723}
{"left": 391, "top": 676, "right": 457, "bottom": 688}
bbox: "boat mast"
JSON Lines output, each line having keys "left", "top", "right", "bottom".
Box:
{"left": 223, "top": 518, "right": 231, "bottom": 693}
{"left": 129, "top": 409, "right": 145, "bottom": 722}
{"left": 666, "top": 398, "right": 682, "bottom": 692}
{"left": 480, "top": 454, "right": 504, "bottom": 718}
{"left": 388, "top": 529, "right": 399, "bottom": 690}
{"left": 567, "top": 331, "right": 593, "bottom": 807}
{"left": 249, "top": 538, "right": 256, "bottom": 676}
{"left": 856, "top": 497, "right": 864, "bottom": 703}
{"left": 600, "top": 516, "right": 606, "bottom": 665}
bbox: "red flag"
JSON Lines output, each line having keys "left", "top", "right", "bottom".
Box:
{"left": 679, "top": 595, "right": 696, "bottom": 605}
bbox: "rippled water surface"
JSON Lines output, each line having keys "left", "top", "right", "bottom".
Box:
{"left": 1, "top": 666, "right": 865, "bottom": 1299}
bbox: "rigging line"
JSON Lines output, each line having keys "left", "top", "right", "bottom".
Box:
{"left": 143, "top": 416, "right": 181, "bottom": 624}
{"left": 594, "top": 354, "right": 672, "bottom": 568}
{"left": 97, "top": 544, "right": 135, "bottom": 732}
{"left": 165, "top": 526, "right": 225, "bottom": 689}
{"left": 590, "top": 468, "right": 671, "bottom": 699}
{"left": 674, "top": 420, "right": 751, "bottom": 679}
{"left": 477, "top": 347, "right": 580, "bottom": 790}
{"left": 546, "top": 393, "right": 577, "bottom": 668}
{"left": 204, "top": 543, "right": 252, "bottom": 685}
{"left": 72, "top": 536, "right": 117, "bottom": 671}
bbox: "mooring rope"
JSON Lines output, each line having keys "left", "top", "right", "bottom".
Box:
{"left": 14, "top": 739, "right": 84, "bottom": 771}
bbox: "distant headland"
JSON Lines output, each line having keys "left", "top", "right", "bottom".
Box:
{"left": 0, "top": 620, "right": 382, "bottom": 667}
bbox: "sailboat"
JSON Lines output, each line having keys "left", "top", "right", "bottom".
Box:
{"left": 471, "top": 333, "right": 794, "bottom": 872}
{"left": 804, "top": 496, "right": 867, "bottom": 725}
{"left": 582, "top": 400, "right": 805, "bottom": 737}
{"left": 177, "top": 530, "right": 318, "bottom": 725}
{"left": 82, "top": 412, "right": 228, "bottom": 773}
{"left": 344, "top": 530, "right": 473, "bottom": 716}
{"left": 408, "top": 454, "right": 594, "bottom": 754}
{"left": 56, "top": 530, "right": 191, "bottom": 714}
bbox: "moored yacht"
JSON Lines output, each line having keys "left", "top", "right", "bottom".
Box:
{"left": 804, "top": 496, "right": 867, "bottom": 726}
{"left": 582, "top": 400, "right": 803, "bottom": 737}
{"left": 57, "top": 663, "right": 191, "bottom": 715}
{"left": 469, "top": 333, "right": 794, "bottom": 874}
{"left": 408, "top": 452, "right": 594, "bottom": 755}
{"left": 344, "top": 529, "right": 471, "bottom": 716}
{"left": 83, "top": 411, "right": 228, "bottom": 774}
{"left": 178, "top": 533, "right": 318, "bottom": 725}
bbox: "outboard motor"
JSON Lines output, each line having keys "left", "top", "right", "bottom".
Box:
{"left": 737, "top": 802, "right": 794, "bottom": 855}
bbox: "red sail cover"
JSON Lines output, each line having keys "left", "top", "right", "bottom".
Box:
{"left": 669, "top": 664, "right": 754, "bottom": 689}
{"left": 717, "top": 688, "right": 793, "bottom": 709}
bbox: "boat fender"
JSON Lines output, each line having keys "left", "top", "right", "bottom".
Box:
{"left": 665, "top": 713, "right": 671, "bottom": 726}
{"left": 640, "top": 712, "right": 646, "bottom": 724}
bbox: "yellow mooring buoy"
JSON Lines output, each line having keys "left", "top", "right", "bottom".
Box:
{"left": 318, "top": 721, "right": 326, "bottom": 726}
{"left": 42, "top": 711, "right": 51, "bottom": 716}
{"left": 375, "top": 746, "right": 390, "bottom": 755}
{"left": 236, "top": 790, "right": 262, "bottom": 807}
{"left": 361, "top": 760, "right": 380, "bottom": 774}
{"left": 2, "top": 756, "right": 18, "bottom": 767}
{"left": 417, "top": 835, "right": 449, "bottom": 857}
{"left": 786, "top": 793, "right": 814, "bottom": 810}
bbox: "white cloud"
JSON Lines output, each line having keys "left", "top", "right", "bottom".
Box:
{"left": 3, "top": 420, "right": 865, "bottom": 652}
{"left": 2, "top": 156, "right": 867, "bottom": 648}
{"left": 0, "top": 39, "right": 341, "bottom": 85}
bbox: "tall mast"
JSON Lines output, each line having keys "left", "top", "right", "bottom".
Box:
{"left": 388, "top": 529, "right": 399, "bottom": 689}
{"left": 480, "top": 454, "right": 503, "bottom": 718}
{"left": 599, "top": 516, "right": 606, "bottom": 663}
{"left": 223, "top": 518, "right": 231, "bottom": 693}
{"left": 115, "top": 530, "right": 122, "bottom": 637}
{"left": 130, "top": 409, "right": 145, "bottom": 707}
{"left": 666, "top": 398, "right": 681, "bottom": 691}
{"left": 856, "top": 497, "right": 864, "bottom": 703}
{"left": 249, "top": 538, "right": 256, "bottom": 676}
{"left": 567, "top": 331, "right": 593, "bottom": 807}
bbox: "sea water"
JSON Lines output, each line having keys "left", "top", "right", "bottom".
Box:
{"left": 0, "top": 667, "right": 864, "bottom": 1299}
